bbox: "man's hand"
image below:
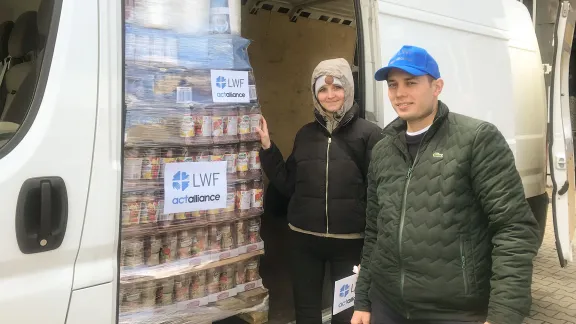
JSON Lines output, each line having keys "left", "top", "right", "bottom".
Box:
{"left": 351, "top": 311, "right": 370, "bottom": 324}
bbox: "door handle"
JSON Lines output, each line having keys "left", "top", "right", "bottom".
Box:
{"left": 15, "top": 177, "right": 68, "bottom": 254}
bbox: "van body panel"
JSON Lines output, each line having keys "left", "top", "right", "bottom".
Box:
{"left": 66, "top": 283, "right": 117, "bottom": 324}
{"left": 72, "top": 0, "right": 122, "bottom": 291}
{"left": 0, "top": 0, "right": 99, "bottom": 321}
{"left": 506, "top": 2, "right": 548, "bottom": 198}
{"left": 368, "top": 0, "right": 546, "bottom": 199}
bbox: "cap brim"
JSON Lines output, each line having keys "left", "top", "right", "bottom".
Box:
{"left": 374, "top": 64, "right": 428, "bottom": 81}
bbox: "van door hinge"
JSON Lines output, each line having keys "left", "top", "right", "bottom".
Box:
{"left": 543, "top": 64, "right": 553, "bottom": 75}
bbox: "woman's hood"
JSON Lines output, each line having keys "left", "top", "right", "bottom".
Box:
{"left": 311, "top": 58, "right": 355, "bottom": 119}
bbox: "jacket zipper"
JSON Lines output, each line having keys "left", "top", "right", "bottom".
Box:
{"left": 398, "top": 157, "right": 417, "bottom": 319}
{"left": 398, "top": 121, "right": 437, "bottom": 320}
{"left": 325, "top": 137, "right": 332, "bottom": 233}
{"left": 312, "top": 113, "right": 352, "bottom": 234}
{"left": 460, "top": 239, "right": 469, "bottom": 295}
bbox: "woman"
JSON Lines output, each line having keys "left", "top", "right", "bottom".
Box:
{"left": 256, "top": 58, "right": 383, "bottom": 324}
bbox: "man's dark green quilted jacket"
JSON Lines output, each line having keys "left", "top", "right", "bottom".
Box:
{"left": 354, "top": 102, "right": 539, "bottom": 324}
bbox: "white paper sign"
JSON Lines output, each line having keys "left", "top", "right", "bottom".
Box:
{"left": 211, "top": 70, "right": 250, "bottom": 103}
{"left": 163, "top": 161, "right": 227, "bottom": 214}
{"left": 333, "top": 274, "right": 357, "bottom": 315}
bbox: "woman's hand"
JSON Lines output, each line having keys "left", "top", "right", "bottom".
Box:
{"left": 256, "top": 117, "right": 271, "bottom": 150}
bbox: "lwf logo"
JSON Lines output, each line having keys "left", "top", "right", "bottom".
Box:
{"left": 340, "top": 284, "right": 350, "bottom": 298}
{"left": 337, "top": 283, "right": 355, "bottom": 308}
{"left": 216, "top": 76, "right": 226, "bottom": 89}
{"left": 173, "top": 171, "right": 190, "bottom": 191}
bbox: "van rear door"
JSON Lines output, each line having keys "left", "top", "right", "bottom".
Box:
{"left": 549, "top": 0, "right": 576, "bottom": 266}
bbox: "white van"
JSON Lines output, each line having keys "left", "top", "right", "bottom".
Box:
{"left": 0, "top": 0, "right": 573, "bottom": 323}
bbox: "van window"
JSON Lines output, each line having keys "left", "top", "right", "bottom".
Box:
{"left": 0, "top": 0, "right": 59, "bottom": 155}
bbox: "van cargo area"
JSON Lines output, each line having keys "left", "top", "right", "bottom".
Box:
{"left": 237, "top": 1, "right": 358, "bottom": 323}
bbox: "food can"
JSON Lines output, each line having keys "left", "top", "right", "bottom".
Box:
{"left": 246, "top": 259, "right": 259, "bottom": 282}
{"left": 236, "top": 182, "right": 252, "bottom": 216}
{"left": 124, "top": 148, "right": 143, "bottom": 180}
{"left": 145, "top": 235, "right": 162, "bottom": 266}
{"left": 191, "top": 227, "right": 208, "bottom": 256}
{"left": 141, "top": 148, "right": 160, "bottom": 179}
{"left": 122, "top": 192, "right": 142, "bottom": 225}
{"left": 158, "top": 277, "right": 175, "bottom": 306}
{"left": 141, "top": 281, "right": 157, "bottom": 308}
{"left": 180, "top": 112, "right": 196, "bottom": 141}
{"left": 236, "top": 220, "right": 246, "bottom": 247}
{"left": 160, "top": 148, "right": 180, "bottom": 179}
{"left": 220, "top": 265, "right": 235, "bottom": 291}
{"left": 174, "top": 275, "right": 191, "bottom": 302}
{"left": 249, "top": 113, "right": 261, "bottom": 134}
{"left": 249, "top": 218, "right": 260, "bottom": 244}
{"left": 161, "top": 232, "right": 178, "bottom": 263}
{"left": 190, "top": 271, "right": 207, "bottom": 299}
{"left": 221, "top": 223, "right": 234, "bottom": 251}
{"left": 177, "top": 230, "right": 193, "bottom": 259}
{"left": 192, "top": 108, "right": 212, "bottom": 142}
{"left": 140, "top": 191, "right": 158, "bottom": 224}
{"left": 209, "top": 225, "right": 222, "bottom": 253}
{"left": 224, "top": 145, "right": 238, "bottom": 177}
{"left": 122, "top": 283, "right": 142, "bottom": 309}
{"left": 123, "top": 238, "right": 144, "bottom": 267}
{"left": 238, "top": 107, "right": 251, "bottom": 139}
{"left": 212, "top": 111, "right": 225, "bottom": 137}
{"left": 223, "top": 109, "right": 238, "bottom": 136}
{"left": 207, "top": 268, "right": 221, "bottom": 295}
{"left": 249, "top": 142, "right": 261, "bottom": 173}
{"left": 237, "top": 143, "right": 249, "bottom": 178}
{"left": 251, "top": 180, "right": 264, "bottom": 209}
{"left": 236, "top": 261, "right": 247, "bottom": 285}
{"left": 223, "top": 186, "right": 236, "bottom": 214}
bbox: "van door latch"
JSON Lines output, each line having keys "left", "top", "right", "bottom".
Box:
{"left": 15, "top": 177, "right": 68, "bottom": 254}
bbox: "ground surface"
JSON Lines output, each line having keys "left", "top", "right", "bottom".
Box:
{"left": 525, "top": 203, "right": 576, "bottom": 324}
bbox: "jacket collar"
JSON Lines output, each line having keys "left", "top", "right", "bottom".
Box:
{"left": 314, "top": 102, "right": 360, "bottom": 132}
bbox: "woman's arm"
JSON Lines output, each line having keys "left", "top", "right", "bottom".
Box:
{"left": 256, "top": 117, "right": 297, "bottom": 197}
{"left": 260, "top": 143, "right": 297, "bottom": 197}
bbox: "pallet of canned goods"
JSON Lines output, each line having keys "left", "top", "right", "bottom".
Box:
{"left": 119, "top": 255, "right": 267, "bottom": 324}
{"left": 119, "top": 0, "right": 269, "bottom": 323}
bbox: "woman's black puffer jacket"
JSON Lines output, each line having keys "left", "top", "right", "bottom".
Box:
{"left": 260, "top": 58, "right": 383, "bottom": 235}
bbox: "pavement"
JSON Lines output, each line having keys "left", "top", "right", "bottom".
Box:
{"left": 525, "top": 202, "right": 576, "bottom": 324}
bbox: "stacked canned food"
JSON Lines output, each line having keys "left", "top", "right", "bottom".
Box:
{"left": 180, "top": 106, "right": 263, "bottom": 145}
{"left": 120, "top": 217, "right": 262, "bottom": 269}
{"left": 119, "top": 257, "right": 262, "bottom": 313}
{"left": 124, "top": 105, "right": 262, "bottom": 147}
{"left": 123, "top": 140, "right": 262, "bottom": 182}
{"left": 121, "top": 180, "right": 263, "bottom": 232}
{"left": 121, "top": 0, "right": 267, "bottom": 321}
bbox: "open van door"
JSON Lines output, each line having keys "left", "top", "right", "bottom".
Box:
{"left": 549, "top": 1, "right": 576, "bottom": 266}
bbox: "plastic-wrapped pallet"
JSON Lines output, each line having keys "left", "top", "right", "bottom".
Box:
{"left": 120, "top": 1, "right": 268, "bottom": 323}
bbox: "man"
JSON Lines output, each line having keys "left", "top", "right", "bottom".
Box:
{"left": 351, "top": 45, "right": 540, "bottom": 324}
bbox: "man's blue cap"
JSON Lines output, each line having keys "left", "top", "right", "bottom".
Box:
{"left": 375, "top": 45, "right": 441, "bottom": 81}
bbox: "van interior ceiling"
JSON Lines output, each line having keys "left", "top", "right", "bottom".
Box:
{"left": 230, "top": 1, "right": 360, "bottom": 323}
